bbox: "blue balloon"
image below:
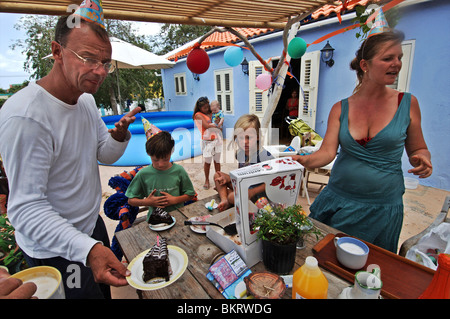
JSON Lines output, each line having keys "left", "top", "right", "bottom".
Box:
{"left": 224, "top": 46, "right": 244, "bottom": 67}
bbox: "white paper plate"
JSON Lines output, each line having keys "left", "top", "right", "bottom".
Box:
{"left": 148, "top": 216, "right": 176, "bottom": 231}
{"left": 188, "top": 215, "right": 212, "bottom": 234}
{"left": 204, "top": 200, "right": 218, "bottom": 210}
{"left": 126, "top": 245, "right": 188, "bottom": 291}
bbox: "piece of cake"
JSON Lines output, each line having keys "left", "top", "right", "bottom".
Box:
{"left": 142, "top": 236, "right": 172, "bottom": 283}
{"left": 148, "top": 207, "right": 173, "bottom": 225}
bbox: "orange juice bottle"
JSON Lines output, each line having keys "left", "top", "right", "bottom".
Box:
{"left": 292, "top": 256, "right": 328, "bottom": 299}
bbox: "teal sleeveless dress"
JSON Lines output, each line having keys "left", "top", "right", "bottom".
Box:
{"left": 309, "top": 93, "right": 411, "bottom": 252}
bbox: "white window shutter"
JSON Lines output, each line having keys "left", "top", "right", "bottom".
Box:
{"left": 214, "top": 69, "right": 234, "bottom": 113}
{"left": 299, "top": 51, "right": 320, "bottom": 130}
{"left": 249, "top": 60, "right": 269, "bottom": 120}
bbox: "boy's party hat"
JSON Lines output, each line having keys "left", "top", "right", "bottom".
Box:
{"left": 142, "top": 118, "right": 161, "bottom": 140}
{"left": 368, "top": 9, "right": 390, "bottom": 37}
{"left": 73, "top": 0, "right": 105, "bottom": 29}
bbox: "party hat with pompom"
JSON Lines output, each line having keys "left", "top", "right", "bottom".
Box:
{"left": 73, "top": 0, "right": 105, "bottom": 29}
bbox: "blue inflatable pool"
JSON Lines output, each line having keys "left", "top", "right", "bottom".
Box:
{"left": 101, "top": 111, "right": 202, "bottom": 166}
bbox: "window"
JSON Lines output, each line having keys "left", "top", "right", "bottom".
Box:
{"left": 249, "top": 61, "right": 269, "bottom": 118}
{"left": 174, "top": 73, "right": 186, "bottom": 96}
{"left": 214, "top": 69, "right": 234, "bottom": 114}
{"left": 387, "top": 40, "right": 415, "bottom": 92}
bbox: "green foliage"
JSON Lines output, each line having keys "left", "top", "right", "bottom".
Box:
{"left": 11, "top": 15, "right": 56, "bottom": 80}
{"left": 151, "top": 24, "right": 213, "bottom": 55}
{"left": 353, "top": 5, "right": 400, "bottom": 41}
{"left": 11, "top": 16, "right": 164, "bottom": 111}
{"left": 254, "top": 204, "right": 321, "bottom": 245}
{"left": 0, "top": 214, "right": 22, "bottom": 267}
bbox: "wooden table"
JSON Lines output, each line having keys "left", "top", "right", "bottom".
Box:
{"left": 115, "top": 195, "right": 350, "bottom": 299}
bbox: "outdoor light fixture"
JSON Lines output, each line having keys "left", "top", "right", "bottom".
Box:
{"left": 193, "top": 73, "right": 200, "bottom": 81}
{"left": 320, "top": 41, "right": 335, "bottom": 67}
{"left": 241, "top": 57, "right": 249, "bottom": 75}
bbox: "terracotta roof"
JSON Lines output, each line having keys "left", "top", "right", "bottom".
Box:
{"left": 166, "top": 0, "right": 383, "bottom": 61}
{"left": 166, "top": 28, "right": 273, "bottom": 61}
{"left": 312, "top": 0, "right": 382, "bottom": 19}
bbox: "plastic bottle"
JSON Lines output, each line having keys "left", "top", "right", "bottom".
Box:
{"left": 292, "top": 256, "right": 328, "bottom": 299}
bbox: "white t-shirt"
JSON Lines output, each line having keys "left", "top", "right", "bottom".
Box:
{"left": 0, "top": 82, "right": 130, "bottom": 265}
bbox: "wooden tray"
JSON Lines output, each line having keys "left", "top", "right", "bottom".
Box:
{"left": 313, "top": 233, "right": 435, "bottom": 299}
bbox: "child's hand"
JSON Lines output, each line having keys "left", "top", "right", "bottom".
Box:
{"left": 214, "top": 171, "right": 228, "bottom": 186}
{"left": 146, "top": 189, "right": 169, "bottom": 207}
{"left": 159, "top": 192, "right": 178, "bottom": 206}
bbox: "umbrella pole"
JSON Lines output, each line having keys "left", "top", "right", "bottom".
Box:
{"left": 115, "top": 61, "right": 123, "bottom": 114}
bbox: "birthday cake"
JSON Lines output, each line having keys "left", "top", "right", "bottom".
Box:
{"left": 142, "top": 236, "right": 172, "bottom": 283}
{"left": 148, "top": 207, "right": 173, "bottom": 225}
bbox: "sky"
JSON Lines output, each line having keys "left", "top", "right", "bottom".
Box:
{"left": 0, "top": 13, "right": 162, "bottom": 90}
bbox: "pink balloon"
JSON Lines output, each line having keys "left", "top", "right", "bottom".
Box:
{"left": 255, "top": 73, "right": 272, "bottom": 90}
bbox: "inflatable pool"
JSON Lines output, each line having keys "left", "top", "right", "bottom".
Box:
{"left": 101, "top": 111, "right": 202, "bottom": 166}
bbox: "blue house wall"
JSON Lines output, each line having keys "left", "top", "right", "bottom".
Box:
{"left": 161, "top": 0, "right": 450, "bottom": 191}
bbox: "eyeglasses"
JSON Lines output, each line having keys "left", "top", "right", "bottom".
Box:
{"left": 198, "top": 96, "right": 209, "bottom": 103}
{"left": 62, "top": 46, "right": 115, "bottom": 74}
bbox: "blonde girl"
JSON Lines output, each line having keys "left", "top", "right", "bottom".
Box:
{"left": 214, "top": 114, "right": 273, "bottom": 211}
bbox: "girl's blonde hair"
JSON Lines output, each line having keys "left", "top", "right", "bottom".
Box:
{"left": 228, "top": 114, "right": 263, "bottom": 154}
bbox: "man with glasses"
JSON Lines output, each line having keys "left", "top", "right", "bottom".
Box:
{"left": 0, "top": 14, "right": 139, "bottom": 298}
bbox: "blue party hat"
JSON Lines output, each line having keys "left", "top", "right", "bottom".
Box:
{"left": 73, "top": 0, "right": 105, "bottom": 29}
{"left": 368, "top": 9, "right": 390, "bottom": 37}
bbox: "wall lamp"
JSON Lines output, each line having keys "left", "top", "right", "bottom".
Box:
{"left": 320, "top": 41, "right": 335, "bottom": 67}
{"left": 192, "top": 73, "right": 200, "bottom": 81}
{"left": 241, "top": 57, "right": 249, "bottom": 75}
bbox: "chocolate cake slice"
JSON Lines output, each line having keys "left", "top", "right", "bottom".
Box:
{"left": 142, "top": 236, "right": 172, "bottom": 283}
{"left": 148, "top": 207, "right": 173, "bottom": 225}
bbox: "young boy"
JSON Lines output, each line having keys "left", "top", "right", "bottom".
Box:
{"left": 126, "top": 131, "right": 196, "bottom": 222}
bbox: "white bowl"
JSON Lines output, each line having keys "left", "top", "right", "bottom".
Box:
{"left": 404, "top": 177, "right": 419, "bottom": 189}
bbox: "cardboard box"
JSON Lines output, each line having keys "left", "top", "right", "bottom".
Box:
{"left": 206, "top": 157, "right": 304, "bottom": 267}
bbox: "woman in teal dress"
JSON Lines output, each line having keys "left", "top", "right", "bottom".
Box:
{"left": 293, "top": 30, "right": 432, "bottom": 253}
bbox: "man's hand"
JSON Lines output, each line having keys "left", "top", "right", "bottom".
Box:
{"left": 87, "top": 243, "right": 130, "bottom": 287}
{"left": 0, "top": 268, "right": 37, "bottom": 299}
{"left": 108, "top": 107, "right": 141, "bottom": 142}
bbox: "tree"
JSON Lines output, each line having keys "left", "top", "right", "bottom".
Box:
{"left": 11, "top": 15, "right": 160, "bottom": 115}
{"left": 150, "top": 24, "right": 213, "bottom": 55}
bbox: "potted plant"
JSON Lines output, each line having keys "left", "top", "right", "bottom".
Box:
{"left": 0, "top": 214, "right": 26, "bottom": 273}
{"left": 254, "top": 204, "right": 321, "bottom": 274}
